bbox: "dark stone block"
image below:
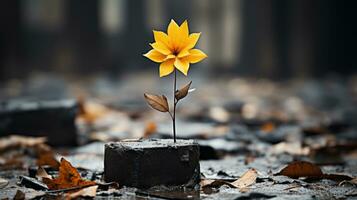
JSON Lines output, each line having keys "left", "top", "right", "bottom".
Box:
{"left": 104, "top": 139, "right": 200, "bottom": 189}
{"left": 0, "top": 99, "right": 78, "bottom": 146}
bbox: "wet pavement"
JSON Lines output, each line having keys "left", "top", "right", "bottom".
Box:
{"left": 0, "top": 73, "right": 357, "bottom": 199}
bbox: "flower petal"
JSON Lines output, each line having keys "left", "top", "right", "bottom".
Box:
{"left": 179, "top": 20, "right": 189, "bottom": 38}
{"left": 150, "top": 42, "right": 171, "bottom": 55}
{"left": 167, "top": 19, "right": 181, "bottom": 50}
{"left": 174, "top": 57, "right": 190, "bottom": 76}
{"left": 165, "top": 54, "right": 176, "bottom": 60}
{"left": 159, "top": 59, "right": 175, "bottom": 77}
{"left": 167, "top": 19, "right": 180, "bottom": 39}
{"left": 185, "top": 33, "right": 201, "bottom": 50}
{"left": 187, "top": 49, "right": 207, "bottom": 63}
{"left": 143, "top": 50, "right": 166, "bottom": 63}
{"left": 153, "top": 31, "right": 169, "bottom": 47}
{"left": 177, "top": 49, "right": 189, "bottom": 58}
{"left": 175, "top": 20, "right": 190, "bottom": 52}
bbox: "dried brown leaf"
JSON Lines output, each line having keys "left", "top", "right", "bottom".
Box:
{"left": 43, "top": 158, "right": 96, "bottom": 190}
{"left": 277, "top": 161, "right": 353, "bottom": 182}
{"left": 36, "top": 152, "right": 60, "bottom": 170}
{"left": 322, "top": 174, "right": 353, "bottom": 182}
{"left": 200, "top": 179, "right": 234, "bottom": 188}
{"left": 260, "top": 122, "right": 275, "bottom": 133}
{"left": 0, "top": 156, "right": 24, "bottom": 170}
{"left": 200, "top": 179, "right": 215, "bottom": 187}
{"left": 36, "top": 166, "right": 52, "bottom": 181}
{"left": 0, "top": 135, "right": 46, "bottom": 152}
{"left": 77, "top": 100, "right": 110, "bottom": 123}
{"left": 143, "top": 121, "right": 157, "bottom": 138}
{"left": 0, "top": 177, "right": 9, "bottom": 189}
{"left": 231, "top": 168, "right": 258, "bottom": 189}
{"left": 13, "top": 190, "right": 25, "bottom": 200}
{"left": 36, "top": 144, "right": 60, "bottom": 169}
{"left": 277, "top": 161, "right": 323, "bottom": 179}
{"left": 175, "top": 81, "right": 192, "bottom": 100}
{"left": 339, "top": 178, "right": 357, "bottom": 186}
{"left": 144, "top": 93, "right": 169, "bottom": 112}
{"left": 66, "top": 185, "right": 98, "bottom": 200}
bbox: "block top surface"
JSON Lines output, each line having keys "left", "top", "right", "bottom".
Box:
{"left": 106, "top": 139, "right": 198, "bottom": 150}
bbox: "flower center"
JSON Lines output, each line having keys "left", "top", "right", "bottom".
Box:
{"left": 172, "top": 48, "right": 179, "bottom": 56}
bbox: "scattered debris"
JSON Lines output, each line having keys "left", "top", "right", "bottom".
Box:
{"left": 18, "top": 176, "right": 48, "bottom": 190}
{"left": 1, "top": 76, "right": 357, "bottom": 199}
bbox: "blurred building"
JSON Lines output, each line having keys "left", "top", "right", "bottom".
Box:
{"left": 0, "top": 0, "right": 353, "bottom": 81}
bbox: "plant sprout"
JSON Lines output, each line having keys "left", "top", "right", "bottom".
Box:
{"left": 143, "top": 19, "right": 207, "bottom": 143}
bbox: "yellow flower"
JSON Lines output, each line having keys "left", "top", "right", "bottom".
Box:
{"left": 144, "top": 19, "right": 207, "bottom": 77}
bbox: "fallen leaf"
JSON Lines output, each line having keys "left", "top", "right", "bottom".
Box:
{"left": 0, "top": 177, "right": 9, "bottom": 189}
{"left": 144, "top": 93, "right": 169, "bottom": 112}
{"left": 43, "top": 158, "right": 96, "bottom": 190}
{"left": 66, "top": 185, "right": 98, "bottom": 200}
{"left": 143, "top": 121, "right": 157, "bottom": 138}
{"left": 260, "top": 122, "right": 275, "bottom": 133}
{"left": 231, "top": 169, "right": 258, "bottom": 189}
{"left": 36, "top": 144, "right": 60, "bottom": 169}
{"left": 175, "top": 81, "right": 192, "bottom": 100}
{"left": 0, "top": 156, "right": 24, "bottom": 170}
{"left": 276, "top": 161, "right": 323, "bottom": 179}
{"left": 13, "top": 190, "right": 25, "bottom": 200}
{"left": 0, "top": 135, "right": 46, "bottom": 152}
{"left": 36, "top": 166, "right": 52, "bottom": 181}
{"left": 200, "top": 179, "right": 234, "bottom": 188}
{"left": 272, "top": 142, "right": 310, "bottom": 156}
{"left": 200, "top": 169, "right": 258, "bottom": 191}
{"left": 276, "top": 161, "right": 353, "bottom": 182}
{"left": 322, "top": 174, "right": 353, "bottom": 182}
{"left": 77, "top": 99, "right": 110, "bottom": 123}
{"left": 339, "top": 178, "right": 357, "bottom": 186}
{"left": 22, "top": 189, "right": 45, "bottom": 200}
{"left": 37, "top": 152, "right": 60, "bottom": 170}
{"left": 200, "top": 179, "right": 215, "bottom": 188}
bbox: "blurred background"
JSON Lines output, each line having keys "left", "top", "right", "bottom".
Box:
{"left": 0, "top": 2, "right": 357, "bottom": 193}
{"left": 0, "top": 0, "right": 354, "bottom": 82}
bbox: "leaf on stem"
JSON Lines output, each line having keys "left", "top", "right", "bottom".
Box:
{"left": 175, "top": 81, "right": 192, "bottom": 100}
{"left": 144, "top": 93, "right": 169, "bottom": 112}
